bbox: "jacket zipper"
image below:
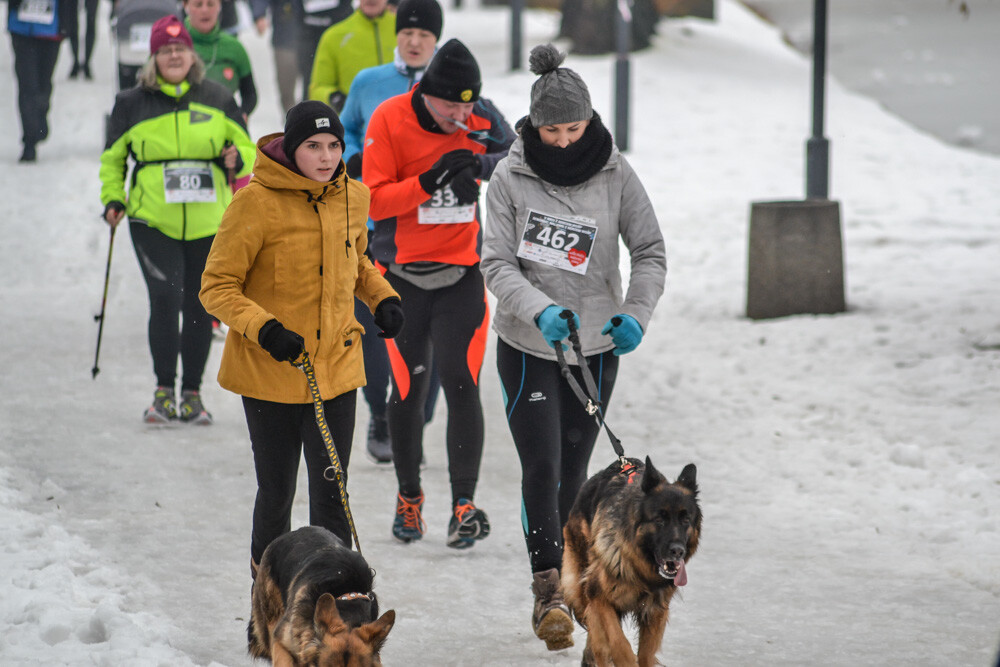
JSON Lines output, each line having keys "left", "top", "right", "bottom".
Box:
{"left": 174, "top": 96, "right": 187, "bottom": 240}
{"left": 374, "top": 19, "right": 384, "bottom": 65}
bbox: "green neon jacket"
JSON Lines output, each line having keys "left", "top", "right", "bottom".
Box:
{"left": 99, "top": 76, "right": 255, "bottom": 240}
{"left": 307, "top": 9, "right": 395, "bottom": 106}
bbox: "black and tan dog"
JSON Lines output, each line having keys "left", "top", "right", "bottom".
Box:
{"left": 248, "top": 526, "right": 395, "bottom": 666}
{"left": 562, "top": 457, "right": 700, "bottom": 667}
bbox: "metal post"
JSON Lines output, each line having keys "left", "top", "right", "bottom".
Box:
{"left": 614, "top": 0, "right": 632, "bottom": 151}
{"left": 806, "top": 0, "right": 829, "bottom": 199}
{"left": 510, "top": 0, "right": 524, "bottom": 71}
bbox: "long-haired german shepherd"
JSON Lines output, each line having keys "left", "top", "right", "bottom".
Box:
{"left": 248, "top": 526, "right": 395, "bottom": 666}
{"left": 562, "top": 457, "right": 700, "bottom": 667}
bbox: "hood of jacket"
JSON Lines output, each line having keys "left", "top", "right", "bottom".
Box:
{"left": 252, "top": 133, "right": 349, "bottom": 196}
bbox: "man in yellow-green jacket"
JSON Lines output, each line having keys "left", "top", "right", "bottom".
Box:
{"left": 307, "top": 0, "right": 395, "bottom": 112}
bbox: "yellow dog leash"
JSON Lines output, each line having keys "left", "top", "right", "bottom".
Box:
{"left": 292, "top": 351, "right": 363, "bottom": 555}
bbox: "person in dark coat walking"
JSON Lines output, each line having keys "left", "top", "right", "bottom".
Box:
{"left": 250, "top": 0, "right": 352, "bottom": 113}
{"left": 67, "top": 0, "right": 99, "bottom": 79}
{"left": 7, "top": 0, "right": 79, "bottom": 162}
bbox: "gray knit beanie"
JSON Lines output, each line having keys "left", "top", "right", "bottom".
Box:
{"left": 528, "top": 44, "right": 592, "bottom": 127}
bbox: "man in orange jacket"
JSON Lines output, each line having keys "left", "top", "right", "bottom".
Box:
{"left": 363, "top": 38, "right": 513, "bottom": 549}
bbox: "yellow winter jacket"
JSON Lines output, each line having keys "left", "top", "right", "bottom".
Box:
{"left": 200, "top": 133, "right": 399, "bottom": 403}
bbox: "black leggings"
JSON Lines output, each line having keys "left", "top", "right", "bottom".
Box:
{"left": 11, "top": 34, "right": 60, "bottom": 147}
{"left": 129, "top": 222, "right": 214, "bottom": 391}
{"left": 384, "top": 265, "right": 488, "bottom": 504}
{"left": 243, "top": 391, "right": 357, "bottom": 562}
{"left": 496, "top": 339, "right": 619, "bottom": 573}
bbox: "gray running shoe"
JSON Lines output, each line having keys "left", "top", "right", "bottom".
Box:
{"left": 179, "top": 390, "right": 213, "bottom": 425}
{"left": 366, "top": 415, "right": 392, "bottom": 463}
{"left": 143, "top": 387, "right": 177, "bottom": 424}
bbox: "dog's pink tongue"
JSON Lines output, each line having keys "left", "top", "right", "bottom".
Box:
{"left": 675, "top": 561, "right": 688, "bottom": 586}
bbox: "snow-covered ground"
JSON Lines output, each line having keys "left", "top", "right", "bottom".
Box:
{"left": 1, "top": 1, "right": 998, "bottom": 665}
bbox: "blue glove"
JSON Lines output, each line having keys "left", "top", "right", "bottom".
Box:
{"left": 536, "top": 305, "right": 580, "bottom": 350}
{"left": 601, "top": 315, "right": 643, "bottom": 355}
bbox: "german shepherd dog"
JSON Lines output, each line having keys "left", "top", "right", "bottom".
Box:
{"left": 562, "top": 457, "right": 700, "bottom": 667}
{"left": 248, "top": 526, "right": 395, "bottom": 666}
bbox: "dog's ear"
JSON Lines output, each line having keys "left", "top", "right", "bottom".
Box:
{"left": 675, "top": 463, "right": 698, "bottom": 495}
{"left": 314, "top": 592, "right": 349, "bottom": 635}
{"left": 641, "top": 456, "right": 667, "bottom": 493}
{"left": 357, "top": 609, "right": 395, "bottom": 655}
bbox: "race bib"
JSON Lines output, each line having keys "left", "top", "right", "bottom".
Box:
{"left": 17, "top": 0, "right": 55, "bottom": 24}
{"left": 418, "top": 185, "right": 475, "bottom": 225}
{"left": 129, "top": 24, "right": 153, "bottom": 52}
{"left": 163, "top": 162, "right": 216, "bottom": 204}
{"left": 516, "top": 209, "right": 597, "bottom": 275}
{"left": 303, "top": 0, "right": 340, "bottom": 12}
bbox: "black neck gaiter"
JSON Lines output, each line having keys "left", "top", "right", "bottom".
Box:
{"left": 520, "top": 113, "right": 613, "bottom": 187}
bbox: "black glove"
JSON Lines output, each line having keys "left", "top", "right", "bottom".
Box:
{"left": 258, "top": 319, "right": 305, "bottom": 362}
{"left": 346, "top": 152, "right": 363, "bottom": 179}
{"left": 449, "top": 166, "right": 480, "bottom": 205}
{"left": 328, "top": 91, "right": 346, "bottom": 113}
{"left": 373, "top": 297, "right": 404, "bottom": 339}
{"left": 102, "top": 201, "right": 125, "bottom": 218}
{"left": 418, "top": 149, "right": 480, "bottom": 195}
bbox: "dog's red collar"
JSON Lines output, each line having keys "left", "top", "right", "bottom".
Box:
{"left": 337, "top": 592, "right": 372, "bottom": 601}
{"left": 619, "top": 461, "right": 639, "bottom": 484}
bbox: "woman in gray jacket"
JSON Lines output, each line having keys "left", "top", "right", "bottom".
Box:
{"left": 481, "top": 43, "right": 666, "bottom": 653}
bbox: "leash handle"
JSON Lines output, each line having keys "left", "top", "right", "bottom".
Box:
{"left": 553, "top": 325, "right": 625, "bottom": 460}
{"left": 291, "top": 352, "right": 363, "bottom": 554}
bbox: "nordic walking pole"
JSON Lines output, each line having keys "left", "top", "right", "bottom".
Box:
{"left": 91, "top": 224, "right": 117, "bottom": 379}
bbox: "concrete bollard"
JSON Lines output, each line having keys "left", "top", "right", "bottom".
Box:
{"left": 746, "top": 199, "right": 846, "bottom": 320}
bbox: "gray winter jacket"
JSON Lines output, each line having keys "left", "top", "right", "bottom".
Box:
{"left": 482, "top": 135, "right": 666, "bottom": 363}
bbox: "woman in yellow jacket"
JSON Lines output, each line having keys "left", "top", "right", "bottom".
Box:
{"left": 200, "top": 101, "right": 403, "bottom": 564}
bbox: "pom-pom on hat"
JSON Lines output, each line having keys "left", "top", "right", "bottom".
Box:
{"left": 149, "top": 15, "right": 193, "bottom": 55}
{"left": 419, "top": 39, "right": 481, "bottom": 103}
{"left": 282, "top": 100, "right": 346, "bottom": 162}
{"left": 395, "top": 0, "right": 443, "bottom": 39}
{"left": 528, "top": 43, "right": 592, "bottom": 127}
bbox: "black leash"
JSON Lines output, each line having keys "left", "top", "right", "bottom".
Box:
{"left": 553, "top": 310, "right": 627, "bottom": 466}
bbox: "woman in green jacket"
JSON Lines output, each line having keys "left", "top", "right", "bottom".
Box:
{"left": 184, "top": 0, "right": 258, "bottom": 120}
{"left": 99, "top": 16, "right": 255, "bottom": 424}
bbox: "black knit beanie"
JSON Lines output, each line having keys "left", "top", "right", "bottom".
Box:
{"left": 395, "top": 0, "right": 442, "bottom": 38}
{"left": 282, "top": 100, "right": 345, "bottom": 162}
{"left": 419, "top": 39, "right": 481, "bottom": 103}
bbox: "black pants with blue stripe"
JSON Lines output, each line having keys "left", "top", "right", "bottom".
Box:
{"left": 496, "top": 339, "right": 619, "bottom": 573}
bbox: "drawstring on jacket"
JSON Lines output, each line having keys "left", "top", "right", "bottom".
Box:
{"left": 305, "top": 175, "right": 352, "bottom": 258}
{"left": 344, "top": 175, "right": 351, "bottom": 257}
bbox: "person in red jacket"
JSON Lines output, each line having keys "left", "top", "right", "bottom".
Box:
{"left": 363, "top": 38, "right": 513, "bottom": 549}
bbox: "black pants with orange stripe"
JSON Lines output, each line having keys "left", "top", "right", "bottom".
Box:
{"left": 384, "top": 265, "right": 488, "bottom": 505}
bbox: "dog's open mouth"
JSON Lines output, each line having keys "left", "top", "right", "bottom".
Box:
{"left": 657, "top": 559, "right": 688, "bottom": 586}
